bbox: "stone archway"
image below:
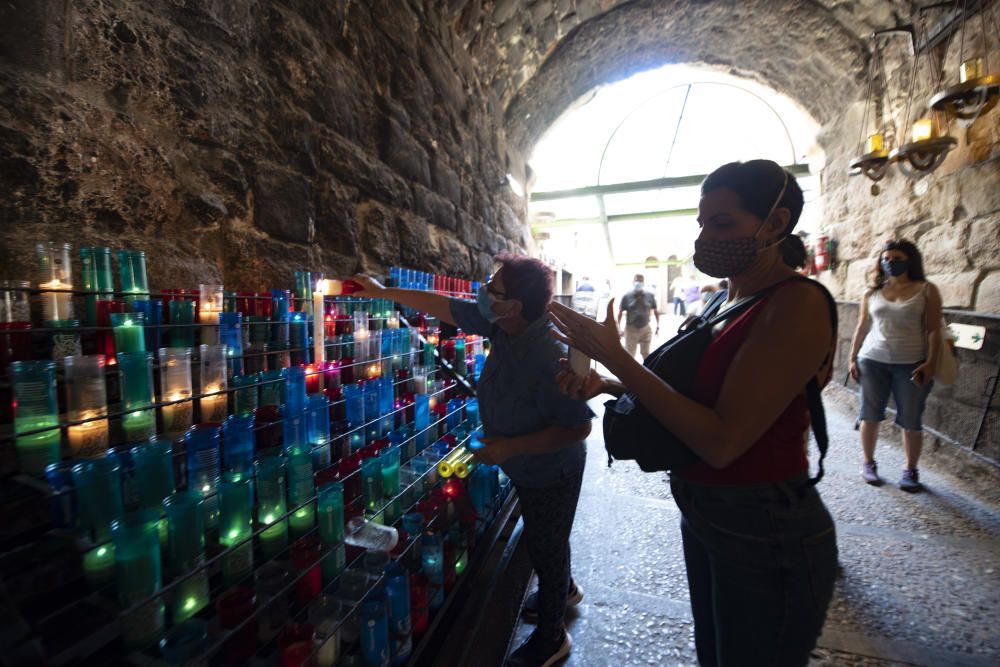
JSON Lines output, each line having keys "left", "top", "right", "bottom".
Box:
{"left": 501, "top": 0, "right": 871, "bottom": 156}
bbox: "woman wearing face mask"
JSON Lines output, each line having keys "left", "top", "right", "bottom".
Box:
{"left": 547, "top": 160, "right": 838, "bottom": 666}
{"left": 848, "top": 239, "right": 941, "bottom": 491}
{"left": 351, "top": 254, "right": 593, "bottom": 667}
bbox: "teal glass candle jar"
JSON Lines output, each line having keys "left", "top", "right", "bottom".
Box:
{"left": 219, "top": 472, "right": 254, "bottom": 587}
{"left": 259, "top": 368, "right": 286, "bottom": 407}
{"left": 117, "top": 249, "right": 150, "bottom": 301}
{"left": 184, "top": 424, "right": 221, "bottom": 529}
{"left": 111, "top": 311, "right": 146, "bottom": 354}
{"left": 307, "top": 393, "right": 331, "bottom": 470}
{"left": 168, "top": 300, "right": 196, "bottom": 348}
{"left": 361, "top": 456, "right": 383, "bottom": 514}
{"left": 256, "top": 456, "right": 288, "bottom": 560}
{"left": 111, "top": 508, "right": 164, "bottom": 649}
{"left": 317, "top": 482, "right": 346, "bottom": 584}
{"left": 231, "top": 372, "right": 260, "bottom": 417}
{"left": 73, "top": 455, "right": 124, "bottom": 587}
{"left": 10, "top": 360, "right": 62, "bottom": 474}
{"left": 80, "top": 246, "right": 114, "bottom": 326}
{"left": 286, "top": 445, "right": 315, "bottom": 539}
{"left": 117, "top": 351, "right": 157, "bottom": 444}
{"left": 131, "top": 436, "right": 175, "bottom": 512}
{"left": 380, "top": 446, "right": 401, "bottom": 498}
{"left": 163, "top": 491, "right": 210, "bottom": 623}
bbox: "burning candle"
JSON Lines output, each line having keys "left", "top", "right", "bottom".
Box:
{"left": 911, "top": 118, "right": 933, "bottom": 143}
{"left": 199, "top": 284, "right": 224, "bottom": 345}
{"left": 199, "top": 344, "right": 228, "bottom": 423}
{"left": 960, "top": 57, "right": 983, "bottom": 84}
{"left": 64, "top": 354, "right": 110, "bottom": 458}
{"left": 866, "top": 132, "right": 884, "bottom": 154}
{"left": 313, "top": 281, "right": 327, "bottom": 364}
{"left": 159, "top": 348, "right": 193, "bottom": 435}
{"left": 37, "top": 242, "right": 75, "bottom": 322}
{"left": 111, "top": 312, "right": 146, "bottom": 354}
{"left": 354, "top": 329, "right": 370, "bottom": 363}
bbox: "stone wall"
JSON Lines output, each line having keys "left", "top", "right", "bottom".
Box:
{"left": 0, "top": 0, "right": 529, "bottom": 291}
{"left": 816, "top": 16, "right": 1000, "bottom": 312}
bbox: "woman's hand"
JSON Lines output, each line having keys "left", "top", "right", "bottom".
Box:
{"left": 911, "top": 361, "right": 933, "bottom": 387}
{"left": 555, "top": 365, "right": 607, "bottom": 401}
{"left": 849, "top": 359, "right": 860, "bottom": 382}
{"left": 349, "top": 274, "right": 387, "bottom": 297}
{"left": 472, "top": 435, "right": 520, "bottom": 466}
{"left": 548, "top": 300, "right": 628, "bottom": 370}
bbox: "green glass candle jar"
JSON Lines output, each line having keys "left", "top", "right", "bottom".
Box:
{"left": 256, "top": 456, "right": 288, "bottom": 560}
{"left": 117, "top": 351, "right": 157, "bottom": 444}
{"left": 111, "top": 508, "right": 164, "bottom": 649}
{"left": 110, "top": 312, "right": 146, "bottom": 354}
{"left": 131, "top": 436, "right": 175, "bottom": 512}
{"left": 168, "top": 300, "right": 196, "bottom": 348}
{"left": 286, "top": 445, "right": 315, "bottom": 539}
{"left": 163, "top": 492, "right": 210, "bottom": 624}
{"left": 219, "top": 472, "right": 254, "bottom": 587}
{"left": 10, "top": 360, "right": 62, "bottom": 474}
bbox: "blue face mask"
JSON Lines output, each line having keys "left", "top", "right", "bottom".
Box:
{"left": 633, "top": 282, "right": 644, "bottom": 291}
{"left": 477, "top": 285, "right": 501, "bottom": 323}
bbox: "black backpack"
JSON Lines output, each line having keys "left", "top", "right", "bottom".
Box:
{"left": 603, "top": 277, "right": 837, "bottom": 484}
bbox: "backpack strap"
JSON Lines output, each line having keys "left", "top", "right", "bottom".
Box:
{"left": 795, "top": 277, "right": 838, "bottom": 486}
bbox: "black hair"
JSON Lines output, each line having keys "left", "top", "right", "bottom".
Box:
{"left": 869, "top": 238, "right": 927, "bottom": 290}
{"left": 701, "top": 160, "right": 808, "bottom": 269}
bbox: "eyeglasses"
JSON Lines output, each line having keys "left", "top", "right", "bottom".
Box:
{"left": 485, "top": 281, "right": 506, "bottom": 299}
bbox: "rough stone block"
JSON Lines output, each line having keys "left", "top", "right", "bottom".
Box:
{"left": 383, "top": 118, "right": 431, "bottom": 187}
{"left": 358, "top": 201, "right": 401, "bottom": 269}
{"left": 967, "top": 215, "right": 1000, "bottom": 271}
{"left": 414, "top": 184, "right": 457, "bottom": 231}
{"left": 929, "top": 271, "right": 983, "bottom": 309}
{"left": 918, "top": 221, "right": 969, "bottom": 274}
{"left": 253, "top": 167, "right": 315, "bottom": 244}
{"left": 975, "top": 271, "right": 1000, "bottom": 314}
{"left": 432, "top": 157, "right": 462, "bottom": 204}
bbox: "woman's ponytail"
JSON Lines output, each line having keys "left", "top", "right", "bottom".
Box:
{"left": 780, "top": 234, "right": 808, "bottom": 269}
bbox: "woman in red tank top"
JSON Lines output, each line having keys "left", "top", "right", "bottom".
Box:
{"left": 549, "top": 160, "right": 838, "bottom": 666}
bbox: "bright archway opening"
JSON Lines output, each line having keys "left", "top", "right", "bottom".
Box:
{"left": 528, "top": 64, "right": 825, "bottom": 322}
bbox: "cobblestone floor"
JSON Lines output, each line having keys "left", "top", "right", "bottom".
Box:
{"left": 507, "top": 387, "right": 1000, "bottom": 666}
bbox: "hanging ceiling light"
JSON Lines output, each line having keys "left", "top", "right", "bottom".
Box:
{"left": 890, "top": 9, "right": 958, "bottom": 179}
{"left": 930, "top": 0, "right": 999, "bottom": 126}
{"left": 850, "top": 32, "right": 896, "bottom": 191}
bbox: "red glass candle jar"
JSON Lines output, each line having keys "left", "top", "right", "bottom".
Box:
{"left": 216, "top": 586, "right": 258, "bottom": 666}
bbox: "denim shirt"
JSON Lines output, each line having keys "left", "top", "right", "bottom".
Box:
{"left": 450, "top": 299, "right": 593, "bottom": 488}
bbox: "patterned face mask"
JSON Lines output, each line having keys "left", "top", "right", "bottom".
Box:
{"left": 693, "top": 172, "right": 789, "bottom": 279}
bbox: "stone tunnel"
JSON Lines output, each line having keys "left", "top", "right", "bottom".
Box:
{"left": 0, "top": 1, "right": 998, "bottom": 666}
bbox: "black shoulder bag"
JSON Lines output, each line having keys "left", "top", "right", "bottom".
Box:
{"left": 603, "top": 278, "right": 838, "bottom": 485}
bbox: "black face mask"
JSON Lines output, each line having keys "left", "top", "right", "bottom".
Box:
{"left": 881, "top": 259, "right": 909, "bottom": 277}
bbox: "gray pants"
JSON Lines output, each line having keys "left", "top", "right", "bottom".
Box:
{"left": 515, "top": 457, "right": 586, "bottom": 641}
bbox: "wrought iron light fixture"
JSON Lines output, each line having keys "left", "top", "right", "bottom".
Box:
{"left": 929, "top": 0, "right": 999, "bottom": 126}
{"left": 850, "top": 32, "right": 896, "bottom": 190}
{"left": 889, "top": 10, "right": 958, "bottom": 179}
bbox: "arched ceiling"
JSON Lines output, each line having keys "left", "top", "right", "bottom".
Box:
{"left": 447, "top": 0, "right": 914, "bottom": 153}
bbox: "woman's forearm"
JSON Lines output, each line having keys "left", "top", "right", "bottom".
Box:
{"left": 925, "top": 328, "right": 940, "bottom": 368}
{"left": 602, "top": 378, "right": 627, "bottom": 397}
{"left": 379, "top": 288, "right": 458, "bottom": 326}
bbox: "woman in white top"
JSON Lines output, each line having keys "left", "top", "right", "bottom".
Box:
{"left": 849, "top": 239, "right": 942, "bottom": 491}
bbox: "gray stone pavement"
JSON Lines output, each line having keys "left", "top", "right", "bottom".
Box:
{"left": 508, "top": 386, "right": 1000, "bottom": 666}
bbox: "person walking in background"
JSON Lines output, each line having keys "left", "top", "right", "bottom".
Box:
{"left": 618, "top": 274, "right": 660, "bottom": 359}
{"left": 683, "top": 274, "right": 702, "bottom": 314}
{"left": 849, "top": 239, "right": 942, "bottom": 492}
{"left": 670, "top": 275, "right": 687, "bottom": 316}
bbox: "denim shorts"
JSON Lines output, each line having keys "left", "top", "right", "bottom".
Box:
{"left": 858, "top": 357, "right": 932, "bottom": 431}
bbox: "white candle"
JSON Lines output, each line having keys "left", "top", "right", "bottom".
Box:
{"left": 354, "top": 329, "right": 369, "bottom": 363}
{"left": 162, "top": 392, "right": 193, "bottom": 434}
{"left": 313, "top": 281, "right": 326, "bottom": 364}
{"left": 67, "top": 415, "right": 109, "bottom": 458}
{"left": 39, "top": 280, "right": 73, "bottom": 321}
{"left": 200, "top": 383, "right": 227, "bottom": 422}
{"left": 199, "top": 309, "right": 219, "bottom": 345}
